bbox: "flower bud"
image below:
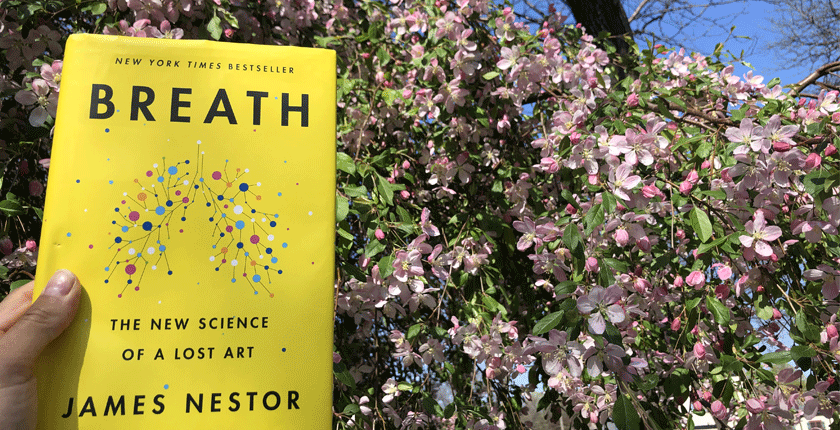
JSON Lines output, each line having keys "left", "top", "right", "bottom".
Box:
{"left": 614, "top": 228, "right": 630, "bottom": 246}
{"left": 805, "top": 152, "right": 822, "bottom": 170}
{"left": 565, "top": 203, "right": 577, "bottom": 215}
{"left": 686, "top": 270, "right": 705, "bottom": 289}
{"left": 375, "top": 229, "right": 385, "bottom": 240}
{"left": 585, "top": 257, "right": 599, "bottom": 273}
{"left": 627, "top": 93, "right": 639, "bottom": 107}
{"left": 693, "top": 400, "right": 704, "bottom": 411}
{"left": 671, "top": 317, "right": 681, "bottom": 331}
{"left": 400, "top": 190, "right": 410, "bottom": 199}
{"left": 673, "top": 275, "right": 684, "bottom": 288}
{"left": 772, "top": 141, "right": 791, "bottom": 152}
{"left": 25, "top": 240, "right": 37, "bottom": 252}
{"left": 772, "top": 308, "right": 782, "bottom": 320}
{"left": 636, "top": 236, "right": 651, "bottom": 253}
{"left": 756, "top": 285, "right": 765, "bottom": 293}
{"left": 676, "top": 229, "right": 685, "bottom": 239}
{"left": 402, "top": 160, "right": 411, "bottom": 169}
{"left": 711, "top": 400, "right": 726, "bottom": 419}
{"left": 701, "top": 159, "right": 711, "bottom": 169}
{"left": 745, "top": 398, "right": 765, "bottom": 413}
{"left": 825, "top": 144, "right": 837, "bottom": 157}
{"left": 693, "top": 342, "right": 706, "bottom": 358}
{"left": 826, "top": 324, "right": 838, "bottom": 339}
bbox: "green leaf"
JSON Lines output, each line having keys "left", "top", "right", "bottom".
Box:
{"left": 554, "top": 281, "right": 577, "bottom": 296}
{"left": 790, "top": 345, "right": 816, "bottom": 361}
{"left": 706, "top": 296, "right": 730, "bottom": 326}
{"left": 10, "top": 279, "right": 31, "bottom": 291}
{"left": 343, "top": 185, "right": 368, "bottom": 198}
{"left": 376, "top": 175, "right": 394, "bottom": 206}
{"left": 482, "top": 295, "right": 506, "bottom": 317}
{"left": 532, "top": 311, "right": 563, "bottom": 335}
{"left": 601, "top": 192, "right": 617, "bottom": 215}
{"left": 584, "top": 203, "right": 605, "bottom": 236}
{"left": 613, "top": 394, "right": 641, "bottom": 430}
{"left": 756, "top": 305, "right": 773, "bottom": 321}
{"left": 482, "top": 71, "right": 499, "bottom": 80}
{"left": 407, "top": 323, "right": 423, "bottom": 340}
{"left": 758, "top": 350, "right": 791, "bottom": 364}
{"left": 378, "top": 255, "right": 395, "bottom": 279}
{"left": 33, "top": 207, "right": 43, "bottom": 220}
{"left": 689, "top": 207, "right": 713, "bottom": 242}
{"left": 336, "top": 152, "right": 356, "bottom": 174}
{"left": 0, "top": 200, "right": 25, "bottom": 216}
{"left": 365, "top": 240, "right": 386, "bottom": 258}
{"left": 563, "top": 223, "right": 584, "bottom": 262}
{"left": 336, "top": 196, "right": 349, "bottom": 222}
{"left": 84, "top": 2, "right": 108, "bottom": 14}
{"left": 696, "top": 235, "right": 727, "bottom": 255}
{"left": 333, "top": 362, "right": 356, "bottom": 389}
{"left": 207, "top": 15, "right": 223, "bottom": 40}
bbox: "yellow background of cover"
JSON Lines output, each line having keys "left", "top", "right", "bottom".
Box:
{"left": 33, "top": 35, "right": 335, "bottom": 429}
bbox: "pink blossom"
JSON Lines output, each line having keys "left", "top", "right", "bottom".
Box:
{"left": 577, "top": 286, "right": 625, "bottom": 334}
{"left": 25, "top": 240, "right": 37, "bottom": 252}
{"left": 393, "top": 250, "right": 424, "bottom": 282}
{"left": 375, "top": 228, "right": 385, "bottom": 240}
{"left": 739, "top": 211, "right": 783, "bottom": 258}
{"left": 608, "top": 163, "right": 641, "bottom": 201}
{"left": 626, "top": 93, "right": 639, "bottom": 107}
{"left": 686, "top": 270, "right": 705, "bottom": 288}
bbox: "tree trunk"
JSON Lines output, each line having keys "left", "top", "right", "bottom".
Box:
{"left": 565, "top": 0, "right": 632, "bottom": 55}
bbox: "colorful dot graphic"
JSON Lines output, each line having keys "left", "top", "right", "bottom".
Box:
{"left": 104, "top": 142, "right": 289, "bottom": 298}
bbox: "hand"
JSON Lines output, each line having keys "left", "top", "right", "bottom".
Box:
{"left": 0, "top": 270, "right": 81, "bottom": 430}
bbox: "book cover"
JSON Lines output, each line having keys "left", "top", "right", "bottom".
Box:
{"left": 31, "top": 34, "right": 335, "bottom": 429}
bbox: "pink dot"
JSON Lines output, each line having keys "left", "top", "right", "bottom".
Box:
{"left": 250, "top": 235, "right": 260, "bottom": 244}
{"left": 253, "top": 129, "right": 256, "bottom": 132}
{"left": 296, "top": 183, "right": 299, "bottom": 185}
{"left": 311, "top": 262, "right": 314, "bottom": 265}
{"left": 182, "top": 197, "right": 189, "bottom": 203}
{"left": 212, "top": 171, "right": 222, "bottom": 180}
{"left": 287, "top": 228, "right": 290, "bottom": 230}
{"left": 226, "top": 225, "right": 233, "bottom": 233}
{"left": 134, "top": 286, "right": 139, "bottom": 291}
{"left": 89, "top": 244, "right": 93, "bottom": 249}
{"left": 146, "top": 171, "right": 153, "bottom": 177}
{"left": 129, "top": 211, "right": 140, "bottom": 222}
{"left": 179, "top": 229, "right": 184, "bottom": 233}
{"left": 175, "top": 190, "right": 182, "bottom": 196}
{"left": 118, "top": 294, "right": 122, "bottom": 298}
{"left": 224, "top": 204, "right": 229, "bottom": 209}
{"left": 121, "top": 200, "right": 126, "bottom": 204}
{"left": 243, "top": 273, "right": 247, "bottom": 277}
{"left": 125, "top": 264, "right": 136, "bottom": 275}
{"left": 221, "top": 259, "right": 227, "bottom": 263}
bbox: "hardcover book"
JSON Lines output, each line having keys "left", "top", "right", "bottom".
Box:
{"left": 32, "top": 34, "right": 335, "bottom": 429}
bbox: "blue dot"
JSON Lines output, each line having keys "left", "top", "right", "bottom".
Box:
{"left": 239, "top": 183, "right": 249, "bottom": 192}
{"left": 200, "top": 178, "right": 204, "bottom": 182}
{"left": 231, "top": 279, "right": 236, "bottom": 283}
{"left": 278, "top": 192, "right": 282, "bottom": 196}
{"left": 115, "top": 208, "right": 120, "bottom": 212}
{"left": 109, "top": 180, "right": 114, "bottom": 185}
{"left": 127, "top": 279, "right": 133, "bottom": 284}
{"left": 282, "top": 243, "right": 288, "bottom": 248}
{"left": 253, "top": 275, "right": 261, "bottom": 282}
{"left": 143, "top": 221, "right": 153, "bottom": 231}
{"left": 115, "top": 237, "right": 122, "bottom": 243}
{"left": 121, "top": 226, "right": 129, "bottom": 232}
{"left": 229, "top": 198, "right": 234, "bottom": 203}
{"left": 206, "top": 202, "right": 211, "bottom": 207}
{"left": 221, "top": 214, "right": 227, "bottom": 218}
{"left": 75, "top": 179, "right": 80, "bottom": 183}
{"left": 185, "top": 160, "right": 190, "bottom": 164}
{"left": 166, "top": 200, "right": 173, "bottom": 207}
{"left": 212, "top": 245, "right": 217, "bottom": 249}
{"left": 254, "top": 291, "right": 258, "bottom": 295}
{"left": 181, "top": 217, "right": 186, "bottom": 221}
{"left": 67, "top": 232, "right": 72, "bottom": 237}
{"left": 266, "top": 248, "right": 273, "bottom": 254}
{"left": 155, "top": 206, "right": 165, "bottom": 215}
{"left": 264, "top": 265, "right": 269, "bottom": 270}
{"left": 215, "top": 268, "right": 220, "bottom": 271}
{"left": 159, "top": 245, "right": 166, "bottom": 251}
{"left": 251, "top": 209, "right": 256, "bottom": 214}
{"left": 194, "top": 185, "right": 199, "bottom": 189}
{"left": 164, "top": 385, "right": 169, "bottom": 390}
{"left": 237, "top": 242, "right": 244, "bottom": 249}
{"left": 157, "top": 176, "right": 164, "bottom": 183}
{"left": 220, "top": 233, "right": 225, "bottom": 237}
{"left": 274, "top": 214, "right": 279, "bottom": 218}
{"left": 104, "top": 280, "right": 109, "bottom": 284}
{"left": 105, "top": 128, "right": 110, "bottom": 132}
{"left": 270, "top": 221, "right": 277, "bottom": 227}
{"left": 277, "top": 270, "right": 283, "bottom": 274}
{"left": 105, "top": 267, "right": 110, "bottom": 271}
{"left": 168, "top": 166, "right": 177, "bottom": 175}
{"left": 271, "top": 257, "right": 278, "bottom": 264}
{"left": 244, "top": 252, "right": 249, "bottom": 257}
{"left": 209, "top": 217, "right": 214, "bottom": 222}
{"left": 112, "top": 221, "right": 117, "bottom": 224}
{"left": 218, "top": 195, "right": 224, "bottom": 201}
{"left": 235, "top": 220, "right": 245, "bottom": 230}
{"left": 168, "top": 270, "right": 173, "bottom": 275}
{"left": 282, "top": 348, "right": 286, "bottom": 352}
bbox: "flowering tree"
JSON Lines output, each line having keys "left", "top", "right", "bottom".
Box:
{"left": 1, "top": 1, "right": 840, "bottom": 429}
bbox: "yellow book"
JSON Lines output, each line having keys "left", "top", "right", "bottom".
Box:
{"left": 32, "top": 34, "right": 335, "bottom": 429}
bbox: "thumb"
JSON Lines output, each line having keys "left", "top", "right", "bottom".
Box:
{"left": 0, "top": 269, "right": 81, "bottom": 386}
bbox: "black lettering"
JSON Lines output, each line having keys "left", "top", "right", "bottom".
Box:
{"left": 131, "top": 86, "right": 155, "bottom": 121}
{"left": 90, "top": 84, "right": 114, "bottom": 119}
{"left": 176, "top": 318, "right": 189, "bottom": 329}
{"left": 282, "top": 93, "right": 309, "bottom": 127}
{"left": 229, "top": 392, "right": 240, "bottom": 412}
{"left": 246, "top": 392, "right": 257, "bottom": 411}
{"left": 186, "top": 393, "right": 202, "bottom": 413}
{"left": 79, "top": 397, "right": 97, "bottom": 417}
{"left": 263, "top": 391, "right": 281, "bottom": 411}
{"left": 133, "top": 58, "right": 141, "bottom": 65}
{"left": 211, "top": 393, "right": 222, "bottom": 412}
{"left": 61, "top": 397, "right": 74, "bottom": 418}
{"left": 171, "top": 88, "right": 191, "bottom": 123}
{"left": 133, "top": 395, "right": 145, "bottom": 415}
{"left": 153, "top": 394, "right": 165, "bottom": 414}
{"left": 203, "top": 89, "right": 237, "bottom": 124}
{"left": 199, "top": 318, "right": 206, "bottom": 329}
{"left": 288, "top": 391, "right": 300, "bottom": 409}
{"left": 104, "top": 395, "right": 125, "bottom": 416}
{"left": 246, "top": 91, "right": 268, "bottom": 125}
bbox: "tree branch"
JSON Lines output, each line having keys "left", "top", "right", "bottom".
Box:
{"left": 792, "top": 61, "right": 840, "bottom": 96}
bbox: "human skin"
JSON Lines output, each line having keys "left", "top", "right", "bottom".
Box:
{"left": 0, "top": 270, "right": 81, "bottom": 430}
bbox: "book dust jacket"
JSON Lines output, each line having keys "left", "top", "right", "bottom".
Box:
{"left": 32, "top": 34, "right": 335, "bottom": 429}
